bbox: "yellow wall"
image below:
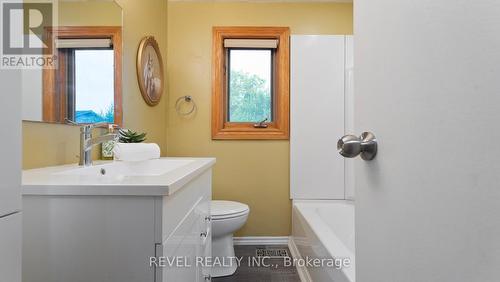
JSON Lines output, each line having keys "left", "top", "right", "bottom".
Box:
{"left": 23, "top": 0, "right": 168, "bottom": 169}
{"left": 58, "top": 1, "right": 122, "bottom": 26}
{"left": 167, "top": 2, "right": 353, "bottom": 236}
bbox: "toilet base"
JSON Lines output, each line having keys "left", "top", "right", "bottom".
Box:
{"left": 211, "top": 234, "right": 238, "bottom": 277}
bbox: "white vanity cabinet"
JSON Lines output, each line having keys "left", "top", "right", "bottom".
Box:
{"left": 22, "top": 158, "right": 215, "bottom": 282}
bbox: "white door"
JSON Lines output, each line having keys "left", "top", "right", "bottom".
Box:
{"left": 0, "top": 68, "right": 22, "bottom": 217}
{"left": 355, "top": 1, "right": 500, "bottom": 282}
{"left": 0, "top": 58, "right": 22, "bottom": 282}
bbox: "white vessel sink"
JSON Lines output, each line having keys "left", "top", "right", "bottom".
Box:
{"left": 22, "top": 157, "right": 215, "bottom": 196}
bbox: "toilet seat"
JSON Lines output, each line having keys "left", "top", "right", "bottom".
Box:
{"left": 211, "top": 200, "right": 249, "bottom": 220}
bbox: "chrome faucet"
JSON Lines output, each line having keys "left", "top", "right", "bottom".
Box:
{"left": 79, "top": 122, "right": 119, "bottom": 166}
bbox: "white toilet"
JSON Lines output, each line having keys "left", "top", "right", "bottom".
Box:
{"left": 211, "top": 200, "right": 250, "bottom": 278}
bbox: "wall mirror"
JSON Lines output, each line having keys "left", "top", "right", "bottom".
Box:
{"left": 21, "top": 0, "right": 123, "bottom": 125}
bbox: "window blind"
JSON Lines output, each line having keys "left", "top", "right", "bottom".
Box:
{"left": 224, "top": 39, "right": 278, "bottom": 49}
{"left": 55, "top": 38, "right": 112, "bottom": 49}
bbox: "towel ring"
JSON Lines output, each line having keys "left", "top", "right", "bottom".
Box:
{"left": 175, "top": 95, "right": 196, "bottom": 116}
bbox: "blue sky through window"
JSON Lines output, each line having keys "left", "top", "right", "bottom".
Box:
{"left": 74, "top": 49, "right": 114, "bottom": 123}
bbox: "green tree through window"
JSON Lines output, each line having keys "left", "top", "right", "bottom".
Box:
{"left": 229, "top": 70, "right": 271, "bottom": 122}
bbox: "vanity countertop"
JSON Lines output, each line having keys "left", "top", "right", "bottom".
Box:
{"left": 22, "top": 157, "right": 216, "bottom": 196}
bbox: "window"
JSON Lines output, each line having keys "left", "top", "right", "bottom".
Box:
{"left": 228, "top": 49, "right": 272, "bottom": 123}
{"left": 43, "top": 27, "right": 122, "bottom": 125}
{"left": 212, "top": 27, "right": 290, "bottom": 140}
{"left": 63, "top": 48, "right": 115, "bottom": 124}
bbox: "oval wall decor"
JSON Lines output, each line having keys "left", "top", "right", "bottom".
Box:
{"left": 137, "top": 36, "right": 164, "bottom": 106}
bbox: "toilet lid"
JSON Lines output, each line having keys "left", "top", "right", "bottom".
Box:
{"left": 211, "top": 200, "right": 249, "bottom": 218}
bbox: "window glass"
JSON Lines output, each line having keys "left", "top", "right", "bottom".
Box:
{"left": 228, "top": 49, "right": 272, "bottom": 122}
{"left": 74, "top": 49, "right": 114, "bottom": 123}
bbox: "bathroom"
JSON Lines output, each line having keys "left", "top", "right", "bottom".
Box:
{"left": 2, "top": 0, "right": 500, "bottom": 282}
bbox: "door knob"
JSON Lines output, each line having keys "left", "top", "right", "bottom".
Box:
{"left": 337, "top": 132, "right": 377, "bottom": 160}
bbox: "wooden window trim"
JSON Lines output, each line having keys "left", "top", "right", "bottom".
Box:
{"left": 212, "top": 27, "right": 290, "bottom": 140}
{"left": 42, "top": 26, "right": 123, "bottom": 126}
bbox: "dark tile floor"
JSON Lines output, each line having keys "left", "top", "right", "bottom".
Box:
{"left": 212, "top": 245, "right": 301, "bottom": 282}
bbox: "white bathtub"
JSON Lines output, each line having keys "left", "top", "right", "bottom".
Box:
{"left": 291, "top": 201, "right": 355, "bottom": 282}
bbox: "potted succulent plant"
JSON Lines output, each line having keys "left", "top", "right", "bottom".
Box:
{"left": 102, "top": 129, "right": 147, "bottom": 159}
{"left": 118, "top": 129, "right": 147, "bottom": 143}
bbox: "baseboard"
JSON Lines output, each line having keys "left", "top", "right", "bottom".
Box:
{"left": 288, "top": 237, "right": 312, "bottom": 282}
{"left": 233, "top": 236, "right": 290, "bottom": 246}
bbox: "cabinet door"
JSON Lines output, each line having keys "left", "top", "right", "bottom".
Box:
{"left": 162, "top": 198, "right": 202, "bottom": 282}
{"left": 161, "top": 199, "right": 212, "bottom": 282}
{"left": 0, "top": 213, "right": 22, "bottom": 282}
{"left": 23, "top": 196, "right": 157, "bottom": 282}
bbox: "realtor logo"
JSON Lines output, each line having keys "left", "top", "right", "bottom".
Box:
{"left": 0, "top": 0, "right": 57, "bottom": 69}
